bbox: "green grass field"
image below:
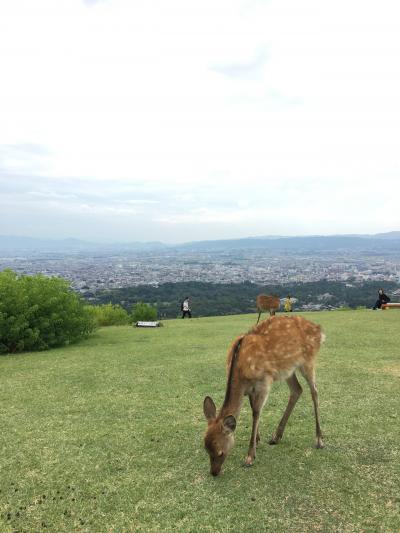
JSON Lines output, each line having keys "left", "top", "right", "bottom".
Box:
{"left": 1, "top": 310, "right": 399, "bottom": 532}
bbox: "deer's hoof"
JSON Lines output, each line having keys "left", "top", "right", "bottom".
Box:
{"left": 315, "top": 438, "right": 325, "bottom": 449}
{"left": 268, "top": 434, "right": 280, "bottom": 445}
{"left": 244, "top": 456, "right": 254, "bottom": 467}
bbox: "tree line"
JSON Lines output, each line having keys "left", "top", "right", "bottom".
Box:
{"left": 2, "top": 268, "right": 398, "bottom": 354}
{"left": 92, "top": 279, "right": 400, "bottom": 318}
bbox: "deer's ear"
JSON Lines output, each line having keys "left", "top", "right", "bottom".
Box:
{"left": 222, "top": 415, "right": 236, "bottom": 433}
{"left": 203, "top": 396, "right": 217, "bottom": 421}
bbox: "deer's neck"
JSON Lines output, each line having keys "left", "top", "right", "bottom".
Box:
{"left": 219, "top": 358, "right": 245, "bottom": 418}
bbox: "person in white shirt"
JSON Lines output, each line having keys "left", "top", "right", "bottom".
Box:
{"left": 181, "top": 297, "right": 192, "bottom": 318}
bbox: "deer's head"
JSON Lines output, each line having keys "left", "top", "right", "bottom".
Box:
{"left": 203, "top": 396, "right": 236, "bottom": 476}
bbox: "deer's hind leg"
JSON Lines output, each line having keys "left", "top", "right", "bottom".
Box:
{"left": 299, "top": 363, "right": 324, "bottom": 449}
{"left": 269, "top": 373, "right": 303, "bottom": 445}
{"left": 246, "top": 379, "right": 271, "bottom": 466}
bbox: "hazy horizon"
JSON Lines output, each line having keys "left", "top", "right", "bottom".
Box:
{"left": 1, "top": 0, "right": 400, "bottom": 242}
{"left": 1, "top": 229, "right": 400, "bottom": 247}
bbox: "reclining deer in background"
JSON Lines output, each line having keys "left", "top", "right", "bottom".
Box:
{"left": 203, "top": 315, "right": 325, "bottom": 476}
{"left": 256, "top": 294, "right": 280, "bottom": 323}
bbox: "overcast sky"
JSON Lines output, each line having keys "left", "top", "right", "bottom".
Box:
{"left": 1, "top": 0, "right": 400, "bottom": 243}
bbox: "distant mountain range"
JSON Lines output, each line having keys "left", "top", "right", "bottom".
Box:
{"left": 0, "top": 236, "right": 166, "bottom": 252}
{"left": 179, "top": 233, "right": 400, "bottom": 253}
{"left": 0, "top": 232, "right": 399, "bottom": 254}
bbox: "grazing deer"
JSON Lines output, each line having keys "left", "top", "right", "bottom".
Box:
{"left": 203, "top": 315, "right": 325, "bottom": 476}
{"left": 256, "top": 294, "right": 280, "bottom": 324}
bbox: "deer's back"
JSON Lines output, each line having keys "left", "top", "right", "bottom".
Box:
{"left": 256, "top": 294, "right": 280, "bottom": 311}
{"left": 231, "top": 316, "right": 323, "bottom": 382}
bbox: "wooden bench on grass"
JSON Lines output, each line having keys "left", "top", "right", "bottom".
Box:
{"left": 382, "top": 303, "right": 400, "bottom": 310}
{"left": 135, "top": 321, "right": 162, "bottom": 327}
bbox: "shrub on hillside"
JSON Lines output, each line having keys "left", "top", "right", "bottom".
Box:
{"left": 0, "top": 270, "right": 96, "bottom": 354}
{"left": 131, "top": 302, "right": 157, "bottom": 322}
{"left": 86, "top": 303, "right": 130, "bottom": 326}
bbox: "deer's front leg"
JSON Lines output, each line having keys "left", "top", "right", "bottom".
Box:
{"left": 245, "top": 382, "right": 270, "bottom": 466}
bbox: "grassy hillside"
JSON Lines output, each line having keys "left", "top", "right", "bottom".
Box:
{"left": 1, "top": 310, "right": 399, "bottom": 532}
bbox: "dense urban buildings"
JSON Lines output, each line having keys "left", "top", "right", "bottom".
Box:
{"left": 1, "top": 248, "right": 399, "bottom": 294}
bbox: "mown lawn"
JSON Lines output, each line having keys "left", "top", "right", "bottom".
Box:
{"left": 1, "top": 310, "right": 399, "bottom": 532}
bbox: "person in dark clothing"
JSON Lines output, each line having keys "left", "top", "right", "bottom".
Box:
{"left": 181, "top": 296, "right": 192, "bottom": 318}
{"left": 372, "top": 288, "right": 390, "bottom": 309}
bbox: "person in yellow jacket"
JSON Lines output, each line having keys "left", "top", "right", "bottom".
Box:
{"left": 284, "top": 295, "right": 293, "bottom": 312}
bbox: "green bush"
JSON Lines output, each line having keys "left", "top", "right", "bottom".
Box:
{"left": 131, "top": 302, "right": 157, "bottom": 322}
{"left": 0, "top": 270, "right": 96, "bottom": 354}
{"left": 86, "top": 303, "right": 130, "bottom": 326}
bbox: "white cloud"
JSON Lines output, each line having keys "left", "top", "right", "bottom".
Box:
{"left": 0, "top": 0, "right": 399, "bottom": 240}
{"left": 212, "top": 48, "right": 269, "bottom": 80}
{"left": 27, "top": 191, "right": 77, "bottom": 200}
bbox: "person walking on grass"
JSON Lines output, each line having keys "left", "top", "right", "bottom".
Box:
{"left": 181, "top": 296, "right": 192, "bottom": 318}
{"left": 372, "top": 288, "right": 390, "bottom": 310}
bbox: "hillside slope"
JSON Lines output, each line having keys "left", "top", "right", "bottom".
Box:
{"left": 1, "top": 310, "right": 399, "bottom": 532}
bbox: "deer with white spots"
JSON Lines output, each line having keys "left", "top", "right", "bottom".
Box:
{"left": 203, "top": 315, "right": 325, "bottom": 476}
